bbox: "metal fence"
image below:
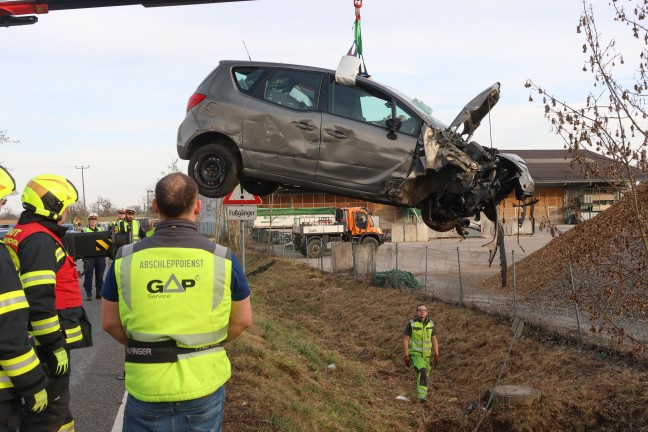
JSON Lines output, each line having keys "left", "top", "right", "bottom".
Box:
{"left": 250, "top": 239, "right": 648, "bottom": 359}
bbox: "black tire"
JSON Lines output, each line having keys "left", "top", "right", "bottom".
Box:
{"left": 240, "top": 177, "right": 279, "bottom": 196}
{"left": 307, "top": 238, "right": 323, "bottom": 258}
{"left": 188, "top": 143, "right": 240, "bottom": 198}
{"left": 419, "top": 200, "right": 456, "bottom": 232}
{"left": 361, "top": 236, "right": 379, "bottom": 251}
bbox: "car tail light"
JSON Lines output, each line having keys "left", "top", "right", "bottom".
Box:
{"left": 186, "top": 93, "right": 206, "bottom": 112}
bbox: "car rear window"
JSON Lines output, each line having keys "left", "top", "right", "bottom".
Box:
{"left": 233, "top": 67, "right": 267, "bottom": 94}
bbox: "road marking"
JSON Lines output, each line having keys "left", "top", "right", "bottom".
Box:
{"left": 111, "top": 391, "right": 127, "bottom": 432}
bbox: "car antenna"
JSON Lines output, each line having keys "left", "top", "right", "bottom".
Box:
{"left": 242, "top": 41, "right": 252, "bottom": 61}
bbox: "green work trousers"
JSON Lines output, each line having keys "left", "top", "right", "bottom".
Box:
{"left": 410, "top": 353, "right": 430, "bottom": 401}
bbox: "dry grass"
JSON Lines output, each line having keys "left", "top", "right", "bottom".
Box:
{"left": 222, "top": 253, "right": 648, "bottom": 432}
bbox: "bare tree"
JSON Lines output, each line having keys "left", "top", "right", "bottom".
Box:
{"left": 525, "top": 0, "right": 648, "bottom": 351}
{"left": 96, "top": 196, "right": 114, "bottom": 216}
{"left": 160, "top": 158, "right": 180, "bottom": 178}
{"left": 0, "top": 129, "right": 19, "bottom": 145}
{"left": 526, "top": 0, "right": 647, "bottom": 254}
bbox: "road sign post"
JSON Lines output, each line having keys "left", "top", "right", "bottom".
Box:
{"left": 222, "top": 185, "right": 263, "bottom": 272}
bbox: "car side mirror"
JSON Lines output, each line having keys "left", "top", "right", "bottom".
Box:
{"left": 385, "top": 117, "right": 402, "bottom": 140}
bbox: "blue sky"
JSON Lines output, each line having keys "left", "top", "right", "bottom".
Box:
{"left": 0, "top": 0, "right": 621, "bottom": 214}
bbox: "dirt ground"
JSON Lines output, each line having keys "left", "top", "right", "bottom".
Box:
{"left": 222, "top": 253, "right": 648, "bottom": 432}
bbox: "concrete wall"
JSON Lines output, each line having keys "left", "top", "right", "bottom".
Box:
{"left": 390, "top": 222, "right": 429, "bottom": 242}
{"left": 389, "top": 218, "right": 534, "bottom": 242}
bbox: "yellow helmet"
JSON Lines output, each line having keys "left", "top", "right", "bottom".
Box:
{"left": 0, "top": 165, "right": 16, "bottom": 200}
{"left": 22, "top": 174, "right": 79, "bottom": 221}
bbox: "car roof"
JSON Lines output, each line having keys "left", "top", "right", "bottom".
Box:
{"left": 216, "top": 60, "right": 448, "bottom": 129}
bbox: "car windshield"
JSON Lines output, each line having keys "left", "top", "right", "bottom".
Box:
{"left": 383, "top": 85, "right": 448, "bottom": 130}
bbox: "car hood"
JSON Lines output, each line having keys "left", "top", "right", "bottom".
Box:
{"left": 447, "top": 82, "right": 500, "bottom": 137}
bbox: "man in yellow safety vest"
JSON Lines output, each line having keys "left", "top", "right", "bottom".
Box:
{"left": 102, "top": 172, "right": 252, "bottom": 431}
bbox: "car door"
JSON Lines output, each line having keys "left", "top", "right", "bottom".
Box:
{"left": 316, "top": 76, "right": 419, "bottom": 194}
{"left": 241, "top": 68, "right": 323, "bottom": 182}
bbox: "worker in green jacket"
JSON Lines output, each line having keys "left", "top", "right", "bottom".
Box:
{"left": 403, "top": 304, "right": 439, "bottom": 403}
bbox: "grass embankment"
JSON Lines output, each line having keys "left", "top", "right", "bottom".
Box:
{"left": 223, "top": 254, "right": 648, "bottom": 432}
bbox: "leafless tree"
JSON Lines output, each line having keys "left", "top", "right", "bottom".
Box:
{"left": 160, "top": 158, "right": 180, "bottom": 179}
{"left": 0, "top": 129, "right": 19, "bottom": 146}
{"left": 526, "top": 0, "right": 648, "bottom": 352}
{"left": 96, "top": 196, "right": 114, "bottom": 216}
{"left": 526, "top": 0, "right": 647, "bottom": 255}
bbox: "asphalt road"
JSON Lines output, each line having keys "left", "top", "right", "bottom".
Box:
{"left": 69, "top": 267, "right": 125, "bottom": 432}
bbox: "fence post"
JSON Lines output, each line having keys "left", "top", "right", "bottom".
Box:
{"left": 395, "top": 243, "right": 399, "bottom": 270}
{"left": 568, "top": 259, "right": 584, "bottom": 350}
{"left": 352, "top": 242, "right": 356, "bottom": 281}
{"left": 512, "top": 250, "right": 516, "bottom": 318}
{"left": 456, "top": 247, "right": 464, "bottom": 307}
{"left": 424, "top": 245, "right": 428, "bottom": 294}
{"left": 319, "top": 238, "right": 324, "bottom": 271}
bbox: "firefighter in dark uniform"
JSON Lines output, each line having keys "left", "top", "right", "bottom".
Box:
{"left": 4, "top": 174, "right": 93, "bottom": 432}
{"left": 82, "top": 212, "right": 105, "bottom": 301}
{"left": 0, "top": 166, "right": 49, "bottom": 432}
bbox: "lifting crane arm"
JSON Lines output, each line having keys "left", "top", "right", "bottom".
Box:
{"left": 0, "top": 0, "right": 251, "bottom": 27}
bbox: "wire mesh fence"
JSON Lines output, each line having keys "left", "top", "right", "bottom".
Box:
{"left": 249, "top": 238, "right": 647, "bottom": 359}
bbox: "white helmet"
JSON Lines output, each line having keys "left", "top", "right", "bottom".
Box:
{"left": 88, "top": 212, "right": 98, "bottom": 219}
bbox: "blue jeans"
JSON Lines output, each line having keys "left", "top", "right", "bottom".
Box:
{"left": 123, "top": 386, "right": 225, "bottom": 432}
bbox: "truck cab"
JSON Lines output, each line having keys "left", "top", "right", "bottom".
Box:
{"left": 293, "top": 206, "right": 384, "bottom": 258}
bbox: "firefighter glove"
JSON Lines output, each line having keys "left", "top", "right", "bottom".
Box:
{"left": 404, "top": 354, "right": 412, "bottom": 367}
{"left": 25, "top": 388, "right": 48, "bottom": 413}
{"left": 53, "top": 348, "right": 69, "bottom": 375}
{"left": 434, "top": 353, "right": 440, "bottom": 366}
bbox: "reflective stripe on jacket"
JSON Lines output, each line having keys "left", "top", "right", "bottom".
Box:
{"left": 116, "top": 241, "right": 233, "bottom": 402}
{"left": 4, "top": 222, "right": 85, "bottom": 350}
{"left": 118, "top": 220, "right": 141, "bottom": 242}
{"left": 0, "top": 242, "right": 48, "bottom": 401}
{"left": 407, "top": 319, "right": 434, "bottom": 357}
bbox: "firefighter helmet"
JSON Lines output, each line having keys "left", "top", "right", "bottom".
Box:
{"left": 22, "top": 174, "right": 79, "bottom": 221}
{"left": 0, "top": 165, "right": 16, "bottom": 201}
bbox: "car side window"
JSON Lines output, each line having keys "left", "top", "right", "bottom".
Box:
{"left": 394, "top": 104, "right": 419, "bottom": 136}
{"left": 233, "top": 67, "right": 267, "bottom": 95}
{"left": 329, "top": 81, "right": 391, "bottom": 127}
{"left": 261, "top": 69, "right": 321, "bottom": 111}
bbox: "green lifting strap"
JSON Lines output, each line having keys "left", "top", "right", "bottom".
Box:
{"left": 346, "top": 0, "right": 369, "bottom": 78}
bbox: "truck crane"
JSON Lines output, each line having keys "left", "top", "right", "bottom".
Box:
{"left": 0, "top": 0, "right": 250, "bottom": 27}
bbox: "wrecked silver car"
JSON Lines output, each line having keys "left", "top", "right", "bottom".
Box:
{"left": 177, "top": 60, "right": 535, "bottom": 234}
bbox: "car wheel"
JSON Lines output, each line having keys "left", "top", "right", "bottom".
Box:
{"left": 188, "top": 143, "right": 240, "bottom": 198}
{"left": 240, "top": 178, "right": 279, "bottom": 196}
{"left": 361, "top": 236, "right": 379, "bottom": 251}
{"left": 307, "top": 238, "right": 323, "bottom": 258}
{"left": 419, "top": 199, "right": 456, "bottom": 232}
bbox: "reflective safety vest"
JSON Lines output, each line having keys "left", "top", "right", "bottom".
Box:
{"left": 4, "top": 223, "right": 86, "bottom": 349}
{"left": 407, "top": 319, "right": 434, "bottom": 358}
{"left": 84, "top": 227, "right": 99, "bottom": 233}
{"left": 4, "top": 223, "right": 82, "bottom": 310}
{"left": 118, "top": 220, "right": 141, "bottom": 242}
{"left": 116, "top": 242, "right": 233, "bottom": 402}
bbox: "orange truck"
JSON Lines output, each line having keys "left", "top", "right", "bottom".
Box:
{"left": 292, "top": 207, "right": 384, "bottom": 258}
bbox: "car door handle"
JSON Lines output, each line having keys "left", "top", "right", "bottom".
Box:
{"left": 325, "top": 129, "right": 347, "bottom": 139}
{"left": 295, "top": 121, "right": 316, "bottom": 131}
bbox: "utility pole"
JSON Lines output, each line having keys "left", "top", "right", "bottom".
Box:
{"left": 75, "top": 165, "right": 90, "bottom": 212}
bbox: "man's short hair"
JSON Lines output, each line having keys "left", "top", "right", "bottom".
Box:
{"left": 155, "top": 172, "right": 198, "bottom": 218}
